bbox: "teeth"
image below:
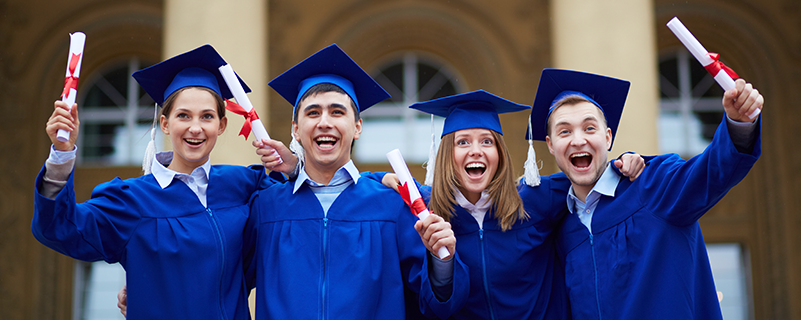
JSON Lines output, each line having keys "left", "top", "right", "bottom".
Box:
{"left": 316, "top": 136, "right": 336, "bottom": 142}
{"left": 571, "top": 152, "right": 590, "bottom": 158}
{"left": 186, "top": 139, "right": 204, "bottom": 143}
{"left": 466, "top": 163, "right": 485, "bottom": 169}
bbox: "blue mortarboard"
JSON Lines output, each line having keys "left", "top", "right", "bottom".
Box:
{"left": 410, "top": 90, "right": 531, "bottom": 137}
{"left": 132, "top": 44, "right": 250, "bottom": 105}
{"left": 268, "top": 44, "right": 390, "bottom": 114}
{"left": 529, "top": 68, "right": 630, "bottom": 150}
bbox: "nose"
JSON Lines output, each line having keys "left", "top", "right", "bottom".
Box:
{"left": 570, "top": 131, "right": 587, "bottom": 147}
{"left": 188, "top": 119, "right": 202, "bottom": 135}
{"left": 317, "top": 112, "right": 332, "bottom": 129}
{"left": 467, "top": 142, "right": 483, "bottom": 157}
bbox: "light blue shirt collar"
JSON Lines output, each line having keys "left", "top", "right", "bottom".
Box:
{"left": 566, "top": 163, "right": 620, "bottom": 214}
{"left": 151, "top": 151, "right": 211, "bottom": 189}
{"left": 292, "top": 159, "right": 361, "bottom": 194}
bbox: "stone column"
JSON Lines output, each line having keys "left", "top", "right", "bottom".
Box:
{"left": 163, "top": 0, "right": 268, "bottom": 166}
{"left": 550, "top": 0, "right": 660, "bottom": 156}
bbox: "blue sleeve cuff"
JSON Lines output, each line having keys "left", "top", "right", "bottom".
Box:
{"left": 48, "top": 145, "right": 77, "bottom": 164}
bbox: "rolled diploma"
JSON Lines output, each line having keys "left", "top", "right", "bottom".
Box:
{"left": 218, "top": 64, "right": 271, "bottom": 142}
{"left": 57, "top": 32, "right": 86, "bottom": 142}
{"left": 667, "top": 17, "right": 760, "bottom": 119}
{"left": 386, "top": 149, "right": 451, "bottom": 259}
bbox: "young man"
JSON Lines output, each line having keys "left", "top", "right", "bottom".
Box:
{"left": 528, "top": 68, "right": 762, "bottom": 319}
{"left": 245, "top": 44, "right": 469, "bottom": 320}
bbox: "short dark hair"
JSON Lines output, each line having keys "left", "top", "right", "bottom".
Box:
{"left": 294, "top": 83, "right": 359, "bottom": 122}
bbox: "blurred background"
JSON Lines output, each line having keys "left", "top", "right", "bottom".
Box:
{"left": 1, "top": 0, "right": 799, "bottom": 319}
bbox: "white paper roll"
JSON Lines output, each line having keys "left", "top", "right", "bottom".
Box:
{"left": 386, "top": 149, "right": 451, "bottom": 259}
{"left": 219, "top": 64, "right": 271, "bottom": 142}
{"left": 57, "top": 32, "right": 86, "bottom": 142}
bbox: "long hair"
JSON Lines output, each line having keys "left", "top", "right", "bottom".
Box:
{"left": 428, "top": 130, "right": 528, "bottom": 231}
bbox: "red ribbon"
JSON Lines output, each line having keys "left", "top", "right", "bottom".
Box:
{"left": 225, "top": 99, "right": 260, "bottom": 140}
{"left": 62, "top": 53, "right": 81, "bottom": 99}
{"left": 398, "top": 182, "right": 428, "bottom": 217}
{"left": 703, "top": 52, "right": 739, "bottom": 79}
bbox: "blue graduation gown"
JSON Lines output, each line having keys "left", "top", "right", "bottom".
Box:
{"left": 556, "top": 118, "right": 761, "bottom": 319}
{"left": 32, "top": 164, "right": 272, "bottom": 320}
{"left": 245, "top": 174, "right": 469, "bottom": 320}
{"left": 413, "top": 174, "right": 571, "bottom": 320}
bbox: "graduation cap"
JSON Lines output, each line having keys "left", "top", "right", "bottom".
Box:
{"left": 268, "top": 44, "right": 390, "bottom": 113}
{"left": 528, "top": 68, "right": 630, "bottom": 148}
{"left": 410, "top": 89, "right": 530, "bottom": 136}
{"left": 409, "top": 90, "right": 530, "bottom": 185}
{"left": 522, "top": 69, "right": 630, "bottom": 187}
{"left": 132, "top": 44, "right": 250, "bottom": 105}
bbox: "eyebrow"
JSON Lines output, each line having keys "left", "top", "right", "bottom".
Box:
{"left": 302, "top": 103, "right": 348, "bottom": 112}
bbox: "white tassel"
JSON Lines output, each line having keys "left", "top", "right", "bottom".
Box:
{"left": 524, "top": 139, "right": 541, "bottom": 186}
{"left": 523, "top": 117, "right": 541, "bottom": 186}
{"left": 289, "top": 130, "right": 305, "bottom": 167}
{"left": 142, "top": 103, "right": 158, "bottom": 175}
{"left": 423, "top": 114, "right": 437, "bottom": 186}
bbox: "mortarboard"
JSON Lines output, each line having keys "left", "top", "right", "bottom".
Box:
{"left": 132, "top": 44, "right": 250, "bottom": 105}
{"left": 528, "top": 68, "right": 630, "bottom": 149}
{"left": 410, "top": 90, "right": 530, "bottom": 137}
{"left": 268, "top": 44, "right": 390, "bottom": 113}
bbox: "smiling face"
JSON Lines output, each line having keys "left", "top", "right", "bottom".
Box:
{"left": 545, "top": 101, "right": 612, "bottom": 199}
{"left": 159, "top": 87, "right": 227, "bottom": 174}
{"left": 451, "top": 128, "right": 500, "bottom": 203}
{"left": 293, "top": 90, "right": 362, "bottom": 181}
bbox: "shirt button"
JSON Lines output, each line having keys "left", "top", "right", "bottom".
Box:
{"left": 586, "top": 209, "right": 591, "bottom": 213}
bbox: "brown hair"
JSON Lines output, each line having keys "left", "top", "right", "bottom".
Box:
{"left": 545, "top": 94, "right": 606, "bottom": 137}
{"left": 161, "top": 86, "right": 226, "bottom": 119}
{"left": 428, "top": 130, "right": 528, "bottom": 231}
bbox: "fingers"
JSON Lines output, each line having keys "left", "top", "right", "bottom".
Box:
{"left": 117, "top": 285, "right": 127, "bottom": 317}
{"left": 723, "top": 79, "right": 763, "bottom": 122}
{"left": 416, "top": 214, "right": 455, "bottom": 260}
{"left": 47, "top": 101, "right": 79, "bottom": 149}
{"left": 382, "top": 173, "right": 400, "bottom": 192}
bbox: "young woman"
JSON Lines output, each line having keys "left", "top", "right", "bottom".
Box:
{"left": 32, "top": 45, "right": 295, "bottom": 320}
{"left": 407, "top": 90, "right": 643, "bottom": 320}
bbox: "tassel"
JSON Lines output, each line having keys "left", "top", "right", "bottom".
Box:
{"left": 142, "top": 103, "right": 158, "bottom": 175}
{"left": 423, "top": 114, "right": 437, "bottom": 186}
{"left": 289, "top": 130, "right": 305, "bottom": 167}
{"left": 523, "top": 118, "right": 541, "bottom": 186}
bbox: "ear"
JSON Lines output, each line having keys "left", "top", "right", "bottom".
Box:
{"left": 605, "top": 127, "right": 613, "bottom": 150}
{"left": 546, "top": 136, "right": 555, "bottom": 155}
{"left": 160, "top": 115, "right": 169, "bottom": 135}
{"left": 292, "top": 121, "right": 300, "bottom": 141}
{"left": 353, "top": 118, "right": 363, "bottom": 140}
{"left": 218, "top": 116, "right": 228, "bottom": 135}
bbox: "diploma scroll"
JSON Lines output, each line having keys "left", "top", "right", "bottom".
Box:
{"left": 219, "top": 64, "right": 271, "bottom": 142}
{"left": 386, "top": 149, "right": 451, "bottom": 259}
{"left": 57, "top": 32, "right": 86, "bottom": 142}
{"left": 667, "top": 17, "right": 760, "bottom": 119}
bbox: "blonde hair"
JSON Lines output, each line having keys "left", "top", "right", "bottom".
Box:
{"left": 428, "top": 130, "right": 528, "bottom": 231}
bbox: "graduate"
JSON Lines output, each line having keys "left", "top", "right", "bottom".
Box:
{"left": 528, "top": 68, "right": 762, "bottom": 319}
{"left": 244, "top": 44, "right": 469, "bottom": 319}
{"left": 32, "top": 45, "right": 297, "bottom": 320}
{"left": 406, "top": 90, "right": 644, "bottom": 320}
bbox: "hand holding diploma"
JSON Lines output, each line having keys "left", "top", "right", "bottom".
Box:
{"left": 57, "top": 32, "right": 85, "bottom": 142}
{"left": 387, "top": 149, "right": 452, "bottom": 260}
{"left": 666, "top": 17, "right": 760, "bottom": 120}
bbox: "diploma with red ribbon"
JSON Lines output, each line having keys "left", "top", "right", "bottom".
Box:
{"left": 57, "top": 32, "right": 86, "bottom": 142}
{"left": 667, "top": 17, "right": 760, "bottom": 120}
{"left": 386, "top": 149, "right": 451, "bottom": 259}
{"left": 218, "top": 64, "right": 271, "bottom": 142}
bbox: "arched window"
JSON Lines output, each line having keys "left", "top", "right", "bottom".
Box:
{"left": 78, "top": 57, "right": 161, "bottom": 166}
{"left": 657, "top": 50, "right": 725, "bottom": 157}
{"left": 355, "top": 52, "right": 464, "bottom": 163}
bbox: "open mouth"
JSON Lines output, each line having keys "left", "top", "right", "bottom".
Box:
{"left": 315, "top": 136, "right": 338, "bottom": 148}
{"left": 570, "top": 152, "right": 592, "bottom": 169}
{"left": 465, "top": 162, "right": 486, "bottom": 177}
{"left": 185, "top": 138, "right": 205, "bottom": 146}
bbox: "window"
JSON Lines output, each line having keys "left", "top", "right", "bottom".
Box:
{"left": 355, "top": 52, "right": 463, "bottom": 163}
{"left": 707, "top": 243, "right": 752, "bottom": 320}
{"left": 79, "top": 58, "right": 161, "bottom": 166}
{"left": 658, "top": 50, "right": 725, "bottom": 157}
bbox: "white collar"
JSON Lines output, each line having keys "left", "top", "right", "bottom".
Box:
{"left": 293, "top": 159, "right": 361, "bottom": 194}
{"left": 150, "top": 151, "right": 211, "bottom": 189}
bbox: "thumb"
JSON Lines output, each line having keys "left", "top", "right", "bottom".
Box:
{"left": 614, "top": 159, "right": 623, "bottom": 169}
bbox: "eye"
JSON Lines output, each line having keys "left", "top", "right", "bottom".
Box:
{"left": 306, "top": 110, "right": 320, "bottom": 116}
{"left": 332, "top": 109, "right": 345, "bottom": 115}
{"left": 176, "top": 112, "right": 189, "bottom": 119}
{"left": 558, "top": 129, "right": 569, "bottom": 136}
{"left": 585, "top": 126, "right": 597, "bottom": 133}
{"left": 481, "top": 138, "right": 494, "bottom": 146}
{"left": 202, "top": 113, "right": 216, "bottom": 120}
{"left": 456, "top": 139, "right": 469, "bottom": 146}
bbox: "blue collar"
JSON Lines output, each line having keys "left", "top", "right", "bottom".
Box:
{"left": 566, "top": 163, "right": 619, "bottom": 213}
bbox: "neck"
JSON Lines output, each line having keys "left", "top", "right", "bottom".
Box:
{"left": 167, "top": 156, "right": 206, "bottom": 175}
{"left": 304, "top": 159, "right": 349, "bottom": 185}
{"left": 459, "top": 187, "right": 482, "bottom": 204}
